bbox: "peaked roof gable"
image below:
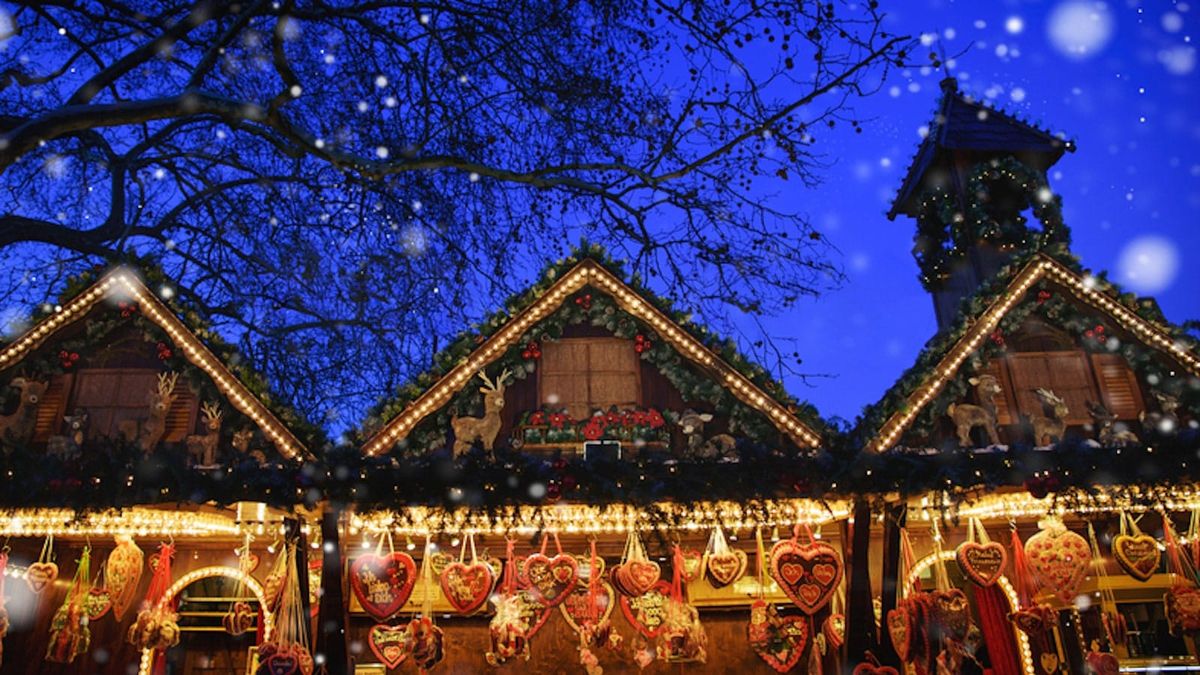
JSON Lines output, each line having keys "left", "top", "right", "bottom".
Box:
{"left": 362, "top": 257, "right": 823, "bottom": 456}
{"left": 0, "top": 268, "right": 311, "bottom": 461}
{"left": 889, "top": 78, "right": 1075, "bottom": 219}
{"left": 864, "top": 254, "right": 1200, "bottom": 451}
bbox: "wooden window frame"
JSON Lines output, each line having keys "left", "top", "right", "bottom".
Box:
{"left": 537, "top": 337, "right": 642, "bottom": 417}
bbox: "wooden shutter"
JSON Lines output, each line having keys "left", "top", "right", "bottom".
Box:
{"left": 32, "top": 374, "right": 72, "bottom": 442}
{"left": 1007, "top": 351, "right": 1098, "bottom": 425}
{"left": 539, "top": 338, "right": 641, "bottom": 418}
{"left": 162, "top": 387, "right": 198, "bottom": 442}
{"left": 1090, "top": 353, "right": 1143, "bottom": 419}
{"left": 979, "top": 361, "right": 1017, "bottom": 425}
{"left": 71, "top": 368, "right": 198, "bottom": 440}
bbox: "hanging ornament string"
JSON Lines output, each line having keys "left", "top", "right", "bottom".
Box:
{"left": 899, "top": 526, "right": 918, "bottom": 593}
{"left": 755, "top": 527, "right": 768, "bottom": 599}
{"left": 1086, "top": 521, "right": 1122, "bottom": 648}
{"left": 421, "top": 535, "right": 435, "bottom": 618}
{"left": 38, "top": 534, "right": 54, "bottom": 566}
{"left": 501, "top": 538, "right": 518, "bottom": 597}
{"left": 1162, "top": 510, "right": 1199, "bottom": 585}
{"left": 929, "top": 519, "right": 950, "bottom": 592}
{"left": 1189, "top": 508, "right": 1200, "bottom": 571}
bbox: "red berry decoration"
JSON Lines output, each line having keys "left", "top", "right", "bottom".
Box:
{"left": 522, "top": 341, "right": 541, "bottom": 360}
{"left": 1036, "top": 290, "right": 1052, "bottom": 304}
{"left": 156, "top": 342, "right": 173, "bottom": 360}
{"left": 633, "top": 333, "right": 652, "bottom": 354}
{"left": 118, "top": 301, "right": 138, "bottom": 318}
{"left": 989, "top": 329, "right": 1005, "bottom": 347}
{"left": 574, "top": 293, "right": 593, "bottom": 311}
{"left": 58, "top": 350, "right": 80, "bottom": 369}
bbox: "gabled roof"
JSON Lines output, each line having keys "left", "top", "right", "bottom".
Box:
{"left": 362, "top": 256, "right": 823, "bottom": 456}
{"left": 889, "top": 78, "right": 1075, "bottom": 219}
{"left": 862, "top": 253, "right": 1200, "bottom": 452}
{"left": 0, "top": 268, "right": 312, "bottom": 461}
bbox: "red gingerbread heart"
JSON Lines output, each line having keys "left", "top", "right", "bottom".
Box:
{"left": 705, "top": 550, "right": 747, "bottom": 588}
{"left": 439, "top": 561, "right": 494, "bottom": 614}
{"left": 1009, "top": 604, "right": 1055, "bottom": 637}
{"left": 1112, "top": 533, "right": 1160, "bottom": 582}
{"left": 521, "top": 553, "right": 578, "bottom": 607}
{"left": 85, "top": 587, "right": 112, "bottom": 621}
{"left": 747, "top": 600, "right": 809, "bottom": 673}
{"left": 678, "top": 549, "right": 703, "bottom": 583}
{"left": 368, "top": 623, "right": 410, "bottom": 669}
{"left": 1025, "top": 524, "right": 1090, "bottom": 603}
{"left": 349, "top": 552, "right": 417, "bottom": 621}
{"left": 769, "top": 539, "right": 843, "bottom": 614}
{"left": 886, "top": 605, "right": 912, "bottom": 662}
{"left": 1167, "top": 585, "right": 1200, "bottom": 633}
{"left": 559, "top": 579, "right": 615, "bottom": 634}
{"left": 619, "top": 579, "right": 672, "bottom": 638}
{"left": 955, "top": 541, "right": 1008, "bottom": 587}
{"left": 26, "top": 562, "right": 58, "bottom": 594}
{"left": 616, "top": 559, "right": 661, "bottom": 597}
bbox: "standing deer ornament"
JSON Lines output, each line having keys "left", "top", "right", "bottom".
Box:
{"left": 947, "top": 374, "right": 1003, "bottom": 447}
{"left": 119, "top": 372, "right": 178, "bottom": 453}
{"left": 1086, "top": 401, "right": 1139, "bottom": 446}
{"left": 1029, "top": 388, "right": 1069, "bottom": 446}
{"left": 186, "top": 402, "right": 223, "bottom": 467}
{"left": 0, "top": 377, "right": 49, "bottom": 444}
{"left": 450, "top": 368, "right": 511, "bottom": 457}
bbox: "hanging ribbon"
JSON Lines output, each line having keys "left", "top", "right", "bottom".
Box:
{"left": 900, "top": 526, "right": 919, "bottom": 593}
{"left": 1009, "top": 526, "right": 1037, "bottom": 609}
{"left": 222, "top": 534, "right": 257, "bottom": 636}
{"left": 929, "top": 520, "right": 950, "bottom": 592}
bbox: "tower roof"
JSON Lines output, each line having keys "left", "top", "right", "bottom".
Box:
{"left": 888, "top": 77, "right": 1076, "bottom": 219}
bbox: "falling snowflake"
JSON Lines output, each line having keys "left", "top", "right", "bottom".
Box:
{"left": 1117, "top": 235, "right": 1180, "bottom": 294}
{"left": 1047, "top": 1, "right": 1115, "bottom": 59}
{"left": 1005, "top": 16, "right": 1025, "bottom": 34}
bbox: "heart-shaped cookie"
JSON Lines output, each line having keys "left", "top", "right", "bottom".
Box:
{"left": 239, "top": 551, "right": 261, "bottom": 575}
{"left": 823, "top": 613, "right": 845, "bottom": 650}
{"left": 105, "top": 536, "right": 143, "bottom": 620}
{"left": 26, "top": 561, "right": 58, "bottom": 594}
{"left": 1112, "top": 533, "right": 1160, "bottom": 582}
{"left": 439, "top": 561, "right": 494, "bottom": 614}
{"left": 955, "top": 541, "right": 1007, "bottom": 587}
{"left": 886, "top": 605, "right": 912, "bottom": 662}
{"left": 705, "top": 549, "right": 748, "bottom": 588}
{"left": 85, "top": 587, "right": 112, "bottom": 621}
{"left": 678, "top": 549, "right": 703, "bottom": 583}
{"left": 747, "top": 600, "right": 809, "bottom": 673}
{"left": 1025, "top": 524, "right": 1090, "bottom": 603}
{"left": 931, "top": 589, "right": 970, "bottom": 641}
{"left": 560, "top": 579, "right": 615, "bottom": 634}
{"left": 221, "top": 601, "right": 256, "bottom": 636}
{"left": 1086, "top": 651, "right": 1119, "bottom": 675}
{"left": 368, "top": 623, "right": 410, "bottom": 669}
{"left": 1167, "top": 585, "right": 1200, "bottom": 633}
{"left": 522, "top": 553, "right": 578, "bottom": 607}
{"left": 349, "top": 552, "right": 418, "bottom": 621}
{"left": 513, "top": 589, "right": 553, "bottom": 638}
{"left": 1010, "top": 604, "right": 1055, "bottom": 637}
{"left": 769, "top": 539, "right": 843, "bottom": 614}
{"left": 575, "top": 554, "right": 606, "bottom": 582}
{"left": 616, "top": 559, "right": 661, "bottom": 597}
{"left": 1039, "top": 652, "right": 1059, "bottom": 674}
{"left": 264, "top": 650, "right": 300, "bottom": 675}
{"left": 619, "top": 579, "right": 671, "bottom": 638}
{"left": 853, "top": 666, "right": 900, "bottom": 675}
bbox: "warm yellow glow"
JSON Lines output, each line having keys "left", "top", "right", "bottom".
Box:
{"left": 0, "top": 269, "right": 309, "bottom": 460}
{"left": 137, "top": 566, "right": 272, "bottom": 675}
{"left": 870, "top": 255, "right": 1200, "bottom": 452}
{"left": 350, "top": 498, "right": 850, "bottom": 536}
{"left": 905, "top": 549, "right": 1035, "bottom": 675}
{"left": 363, "top": 259, "right": 822, "bottom": 456}
{"left": 0, "top": 508, "right": 241, "bottom": 538}
{"left": 911, "top": 486, "right": 1200, "bottom": 522}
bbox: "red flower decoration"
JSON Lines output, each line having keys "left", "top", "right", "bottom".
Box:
{"left": 549, "top": 413, "right": 567, "bottom": 430}
{"left": 989, "top": 329, "right": 1005, "bottom": 347}
{"left": 646, "top": 410, "right": 665, "bottom": 429}
{"left": 156, "top": 341, "right": 173, "bottom": 360}
{"left": 1036, "top": 290, "right": 1052, "bottom": 304}
{"left": 529, "top": 411, "right": 546, "bottom": 426}
{"left": 582, "top": 419, "right": 604, "bottom": 440}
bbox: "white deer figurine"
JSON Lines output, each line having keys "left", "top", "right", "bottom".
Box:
{"left": 119, "top": 372, "right": 179, "bottom": 453}
{"left": 450, "top": 368, "right": 511, "bottom": 457}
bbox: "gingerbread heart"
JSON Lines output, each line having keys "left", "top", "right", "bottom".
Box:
{"left": 955, "top": 541, "right": 1007, "bottom": 587}
{"left": 368, "top": 623, "right": 410, "bottom": 669}
{"left": 439, "top": 561, "right": 494, "bottom": 614}
{"left": 1086, "top": 651, "right": 1119, "bottom": 675}
{"left": 886, "top": 605, "right": 912, "bottom": 662}
{"left": 823, "top": 613, "right": 845, "bottom": 650}
{"left": 619, "top": 579, "right": 671, "bottom": 638}
{"left": 853, "top": 666, "right": 900, "bottom": 675}
{"left": 105, "top": 536, "right": 144, "bottom": 620}
{"left": 747, "top": 600, "right": 809, "bottom": 673}
{"left": 769, "top": 539, "right": 843, "bottom": 614}
{"left": 1113, "top": 533, "right": 1160, "bottom": 582}
{"left": 678, "top": 549, "right": 703, "bottom": 583}
{"left": 1025, "top": 524, "right": 1090, "bottom": 603}
{"left": 1167, "top": 585, "right": 1200, "bottom": 633}
{"left": 264, "top": 651, "right": 300, "bottom": 675}
{"left": 85, "top": 587, "right": 112, "bottom": 621}
{"left": 1039, "top": 653, "right": 1059, "bottom": 674}
{"left": 522, "top": 553, "right": 578, "bottom": 607}
{"left": 513, "top": 589, "right": 553, "bottom": 638}
{"left": 349, "top": 552, "right": 418, "bottom": 621}
{"left": 26, "top": 562, "right": 58, "bottom": 593}
{"left": 705, "top": 549, "right": 747, "bottom": 588}
{"left": 1010, "top": 604, "right": 1055, "bottom": 637}
{"left": 575, "top": 554, "right": 606, "bottom": 582}
{"left": 239, "top": 551, "right": 261, "bottom": 575}
{"left": 620, "top": 559, "right": 661, "bottom": 597}
{"left": 560, "top": 579, "right": 615, "bottom": 634}
{"left": 931, "top": 589, "right": 970, "bottom": 641}
{"left": 221, "top": 601, "right": 256, "bottom": 636}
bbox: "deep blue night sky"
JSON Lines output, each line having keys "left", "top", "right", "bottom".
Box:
{"left": 768, "top": 0, "right": 1199, "bottom": 424}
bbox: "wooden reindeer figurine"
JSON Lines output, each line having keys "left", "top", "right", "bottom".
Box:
{"left": 186, "top": 402, "right": 223, "bottom": 467}
{"left": 47, "top": 409, "right": 89, "bottom": 460}
{"left": 1029, "top": 388, "right": 1069, "bottom": 446}
{"left": 119, "top": 372, "right": 179, "bottom": 453}
{"left": 231, "top": 428, "right": 267, "bottom": 465}
{"left": 1086, "top": 401, "right": 1139, "bottom": 446}
{"left": 1140, "top": 391, "right": 1181, "bottom": 434}
{"left": 451, "top": 368, "right": 511, "bottom": 457}
{"left": 0, "top": 377, "right": 49, "bottom": 443}
{"left": 947, "top": 374, "right": 1003, "bottom": 447}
